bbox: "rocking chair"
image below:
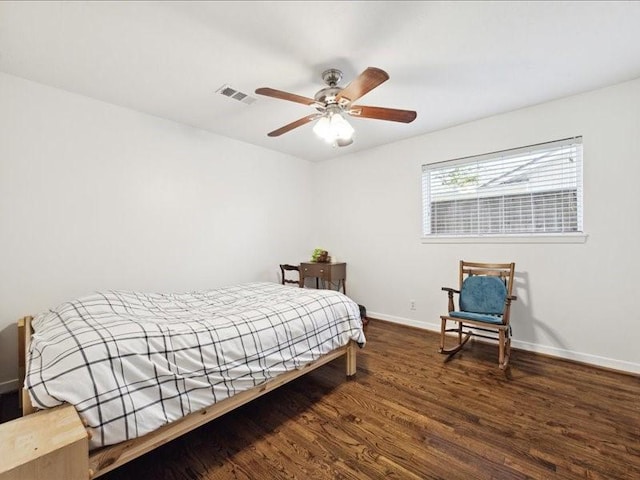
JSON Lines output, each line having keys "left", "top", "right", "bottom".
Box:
{"left": 439, "top": 261, "right": 516, "bottom": 370}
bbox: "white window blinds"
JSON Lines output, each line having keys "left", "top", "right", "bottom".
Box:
{"left": 422, "top": 137, "right": 583, "bottom": 237}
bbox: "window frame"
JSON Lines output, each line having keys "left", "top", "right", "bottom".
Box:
{"left": 421, "top": 137, "right": 588, "bottom": 244}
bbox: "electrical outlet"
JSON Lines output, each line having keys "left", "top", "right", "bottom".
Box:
{"left": 410, "top": 300, "right": 416, "bottom": 310}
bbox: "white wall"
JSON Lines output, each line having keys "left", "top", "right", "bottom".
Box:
{"left": 3, "top": 71, "right": 638, "bottom": 391}
{"left": 314, "top": 77, "right": 640, "bottom": 374}
{"left": 0, "top": 72, "right": 314, "bottom": 390}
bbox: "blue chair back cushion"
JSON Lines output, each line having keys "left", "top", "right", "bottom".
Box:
{"left": 459, "top": 275, "right": 507, "bottom": 315}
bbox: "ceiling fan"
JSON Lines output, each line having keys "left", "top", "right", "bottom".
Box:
{"left": 255, "top": 67, "right": 417, "bottom": 147}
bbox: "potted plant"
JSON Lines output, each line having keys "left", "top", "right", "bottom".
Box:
{"left": 311, "top": 248, "right": 330, "bottom": 263}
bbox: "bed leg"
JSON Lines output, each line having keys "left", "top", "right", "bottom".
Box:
{"left": 346, "top": 341, "right": 356, "bottom": 378}
{"left": 0, "top": 404, "right": 89, "bottom": 480}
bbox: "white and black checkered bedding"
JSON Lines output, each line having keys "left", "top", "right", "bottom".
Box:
{"left": 25, "top": 282, "right": 365, "bottom": 450}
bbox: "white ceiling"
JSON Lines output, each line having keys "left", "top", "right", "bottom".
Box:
{"left": 2, "top": 1, "right": 640, "bottom": 162}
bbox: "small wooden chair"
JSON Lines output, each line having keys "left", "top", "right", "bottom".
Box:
{"left": 439, "top": 261, "right": 517, "bottom": 370}
{"left": 280, "top": 264, "right": 301, "bottom": 286}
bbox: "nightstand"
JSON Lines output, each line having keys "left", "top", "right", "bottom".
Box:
{"left": 299, "top": 262, "right": 347, "bottom": 294}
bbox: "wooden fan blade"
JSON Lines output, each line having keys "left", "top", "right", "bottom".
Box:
{"left": 255, "top": 87, "right": 316, "bottom": 106}
{"left": 336, "top": 67, "right": 389, "bottom": 103}
{"left": 348, "top": 105, "right": 417, "bottom": 123}
{"left": 267, "top": 114, "right": 321, "bottom": 137}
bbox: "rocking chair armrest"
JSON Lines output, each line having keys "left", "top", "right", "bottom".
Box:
{"left": 503, "top": 295, "right": 517, "bottom": 323}
{"left": 442, "top": 287, "right": 459, "bottom": 312}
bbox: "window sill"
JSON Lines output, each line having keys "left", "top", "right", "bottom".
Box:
{"left": 421, "top": 233, "right": 588, "bottom": 244}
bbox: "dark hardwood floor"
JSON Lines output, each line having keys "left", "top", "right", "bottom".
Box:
{"left": 90, "top": 320, "right": 638, "bottom": 479}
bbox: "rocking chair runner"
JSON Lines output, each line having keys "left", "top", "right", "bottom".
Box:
{"left": 439, "top": 261, "right": 517, "bottom": 370}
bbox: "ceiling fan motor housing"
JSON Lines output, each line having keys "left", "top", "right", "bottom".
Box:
{"left": 314, "top": 69, "right": 346, "bottom": 109}
{"left": 314, "top": 86, "right": 342, "bottom": 107}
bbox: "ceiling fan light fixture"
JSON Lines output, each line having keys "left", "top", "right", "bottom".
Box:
{"left": 330, "top": 112, "right": 354, "bottom": 140}
{"left": 313, "top": 110, "right": 354, "bottom": 144}
{"left": 312, "top": 115, "right": 331, "bottom": 140}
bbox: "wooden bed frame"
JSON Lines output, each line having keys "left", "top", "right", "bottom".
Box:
{"left": 17, "top": 315, "right": 358, "bottom": 479}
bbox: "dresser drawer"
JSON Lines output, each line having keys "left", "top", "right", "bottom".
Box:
{"left": 301, "top": 262, "right": 331, "bottom": 280}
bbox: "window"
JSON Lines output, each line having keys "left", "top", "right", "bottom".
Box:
{"left": 422, "top": 137, "right": 584, "bottom": 241}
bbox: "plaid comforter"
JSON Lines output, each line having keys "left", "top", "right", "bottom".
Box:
{"left": 26, "top": 282, "right": 365, "bottom": 449}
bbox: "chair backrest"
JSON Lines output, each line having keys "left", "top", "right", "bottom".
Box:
{"left": 280, "top": 264, "right": 300, "bottom": 286}
{"left": 458, "top": 261, "right": 515, "bottom": 315}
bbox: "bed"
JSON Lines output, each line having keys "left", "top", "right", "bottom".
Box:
{"left": 17, "top": 282, "right": 365, "bottom": 478}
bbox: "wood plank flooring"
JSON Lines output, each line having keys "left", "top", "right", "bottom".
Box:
{"left": 103, "top": 320, "right": 640, "bottom": 480}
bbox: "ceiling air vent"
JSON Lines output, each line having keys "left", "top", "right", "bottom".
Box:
{"left": 216, "top": 84, "right": 256, "bottom": 105}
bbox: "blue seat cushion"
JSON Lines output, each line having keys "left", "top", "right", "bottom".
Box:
{"left": 448, "top": 311, "right": 504, "bottom": 324}
{"left": 459, "top": 275, "right": 507, "bottom": 315}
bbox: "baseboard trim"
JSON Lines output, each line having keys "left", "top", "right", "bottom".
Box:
{"left": 0, "top": 379, "right": 19, "bottom": 395}
{"left": 368, "top": 311, "right": 440, "bottom": 331}
{"left": 368, "top": 311, "right": 640, "bottom": 375}
{"left": 509, "top": 339, "right": 640, "bottom": 375}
